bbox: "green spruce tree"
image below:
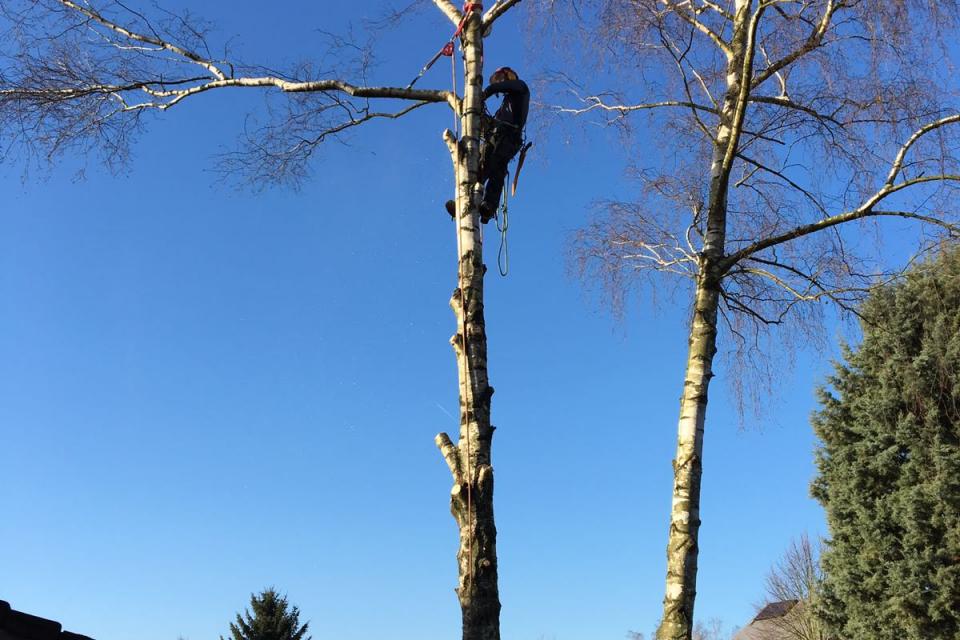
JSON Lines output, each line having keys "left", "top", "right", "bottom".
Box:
{"left": 811, "top": 247, "right": 960, "bottom": 640}
{"left": 221, "top": 588, "right": 311, "bottom": 640}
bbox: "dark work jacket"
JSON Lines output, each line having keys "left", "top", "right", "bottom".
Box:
{"left": 483, "top": 79, "right": 529, "bottom": 131}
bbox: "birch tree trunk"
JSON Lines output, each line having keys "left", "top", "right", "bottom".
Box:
{"left": 0, "top": 1, "right": 535, "bottom": 638}
{"left": 435, "top": 7, "right": 501, "bottom": 640}
{"left": 657, "top": 268, "right": 722, "bottom": 640}
{"left": 553, "top": 0, "right": 960, "bottom": 634}
{"left": 658, "top": 2, "right": 756, "bottom": 638}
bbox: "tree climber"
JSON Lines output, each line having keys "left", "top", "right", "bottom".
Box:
{"left": 446, "top": 66, "right": 530, "bottom": 223}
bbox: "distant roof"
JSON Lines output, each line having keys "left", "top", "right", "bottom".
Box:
{"left": 0, "top": 600, "right": 94, "bottom": 640}
{"left": 732, "top": 600, "right": 803, "bottom": 640}
{"left": 753, "top": 600, "right": 799, "bottom": 622}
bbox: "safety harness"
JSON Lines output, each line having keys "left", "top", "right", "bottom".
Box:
{"left": 408, "top": 3, "right": 532, "bottom": 263}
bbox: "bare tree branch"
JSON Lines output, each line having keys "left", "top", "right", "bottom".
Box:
{"left": 433, "top": 0, "right": 464, "bottom": 25}
{"left": 722, "top": 112, "right": 960, "bottom": 269}
{"left": 483, "top": 0, "right": 526, "bottom": 28}
{"left": 1, "top": 75, "right": 456, "bottom": 111}
{"left": 661, "top": 0, "right": 734, "bottom": 59}
{"left": 884, "top": 113, "right": 960, "bottom": 187}
{"left": 751, "top": 0, "right": 839, "bottom": 89}
{"left": 435, "top": 432, "right": 462, "bottom": 482}
{"left": 699, "top": 0, "right": 734, "bottom": 22}
{"left": 53, "top": 0, "right": 227, "bottom": 79}
{"left": 724, "top": 204, "right": 960, "bottom": 271}
{"left": 0, "top": 0, "right": 462, "bottom": 183}
{"left": 747, "top": 95, "right": 843, "bottom": 127}
{"left": 554, "top": 93, "right": 718, "bottom": 117}
{"left": 761, "top": 535, "right": 826, "bottom": 640}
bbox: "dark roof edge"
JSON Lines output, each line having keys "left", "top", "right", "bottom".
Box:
{"left": 0, "top": 600, "right": 94, "bottom": 640}
{"left": 753, "top": 599, "right": 800, "bottom": 622}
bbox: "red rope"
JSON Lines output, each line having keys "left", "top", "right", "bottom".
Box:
{"left": 452, "top": 3, "right": 484, "bottom": 39}
{"left": 408, "top": 4, "right": 484, "bottom": 86}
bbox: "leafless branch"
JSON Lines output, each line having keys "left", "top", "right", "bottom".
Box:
{"left": 0, "top": 0, "right": 459, "bottom": 183}
{"left": 699, "top": 0, "right": 733, "bottom": 22}
{"left": 53, "top": 0, "right": 227, "bottom": 79}
{"left": 554, "top": 0, "right": 960, "bottom": 416}
{"left": 751, "top": 0, "right": 839, "bottom": 89}
{"left": 484, "top": 0, "right": 527, "bottom": 28}
{"left": 554, "top": 93, "right": 718, "bottom": 117}
{"left": 432, "top": 0, "right": 464, "bottom": 25}
{"left": 219, "top": 99, "right": 433, "bottom": 190}
{"left": 661, "top": 0, "right": 734, "bottom": 59}
{"left": 761, "top": 534, "right": 826, "bottom": 640}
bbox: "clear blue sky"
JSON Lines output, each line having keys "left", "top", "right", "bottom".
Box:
{"left": 0, "top": 2, "right": 867, "bottom": 639}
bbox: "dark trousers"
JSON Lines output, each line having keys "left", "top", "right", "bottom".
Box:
{"left": 480, "top": 124, "right": 523, "bottom": 211}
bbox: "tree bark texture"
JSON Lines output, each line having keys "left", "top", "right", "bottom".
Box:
{"left": 656, "top": 269, "right": 721, "bottom": 640}
{"left": 658, "top": 2, "right": 756, "bottom": 638}
{"left": 436, "top": 7, "right": 501, "bottom": 640}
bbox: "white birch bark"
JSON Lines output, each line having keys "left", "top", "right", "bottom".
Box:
{"left": 659, "top": 2, "right": 757, "bottom": 638}
{"left": 436, "top": 7, "right": 501, "bottom": 640}
{"left": 0, "top": 1, "right": 536, "bottom": 637}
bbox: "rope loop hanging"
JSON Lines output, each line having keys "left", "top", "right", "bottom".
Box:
{"left": 497, "top": 176, "right": 509, "bottom": 277}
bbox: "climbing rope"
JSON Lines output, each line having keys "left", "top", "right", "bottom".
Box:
{"left": 449, "top": 24, "right": 472, "bottom": 582}
{"left": 497, "top": 175, "right": 509, "bottom": 277}
{"left": 407, "top": 2, "right": 485, "bottom": 89}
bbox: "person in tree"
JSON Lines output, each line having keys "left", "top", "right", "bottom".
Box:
{"left": 446, "top": 66, "right": 529, "bottom": 223}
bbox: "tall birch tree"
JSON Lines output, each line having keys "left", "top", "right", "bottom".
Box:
{"left": 546, "top": 1, "right": 960, "bottom": 638}
{"left": 0, "top": 2, "right": 526, "bottom": 638}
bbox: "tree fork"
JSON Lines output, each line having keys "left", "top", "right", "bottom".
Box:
{"left": 658, "top": 1, "right": 755, "bottom": 635}
{"left": 435, "top": 7, "right": 502, "bottom": 640}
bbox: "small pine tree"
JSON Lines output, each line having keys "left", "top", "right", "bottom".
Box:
{"left": 811, "top": 247, "right": 960, "bottom": 640}
{"left": 221, "top": 588, "right": 311, "bottom": 640}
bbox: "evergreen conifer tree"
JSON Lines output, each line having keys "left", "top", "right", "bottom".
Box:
{"left": 221, "top": 588, "right": 311, "bottom": 640}
{"left": 811, "top": 247, "right": 960, "bottom": 640}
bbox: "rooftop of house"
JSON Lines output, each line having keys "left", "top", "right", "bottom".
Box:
{"left": 0, "top": 600, "right": 94, "bottom": 640}
{"left": 754, "top": 599, "right": 799, "bottom": 621}
{"left": 732, "top": 599, "right": 802, "bottom": 640}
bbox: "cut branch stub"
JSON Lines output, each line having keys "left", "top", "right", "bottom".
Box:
{"left": 436, "top": 432, "right": 463, "bottom": 484}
